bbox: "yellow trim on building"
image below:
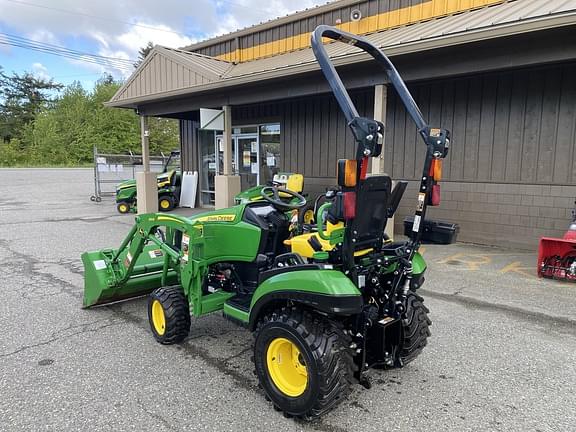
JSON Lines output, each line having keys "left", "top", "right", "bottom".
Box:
{"left": 215, "top": 0, "right": 505, "bottom": 63}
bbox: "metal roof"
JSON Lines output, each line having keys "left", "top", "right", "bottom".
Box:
{"left": 108, "top": 0, "right": 576, "bottom": 108}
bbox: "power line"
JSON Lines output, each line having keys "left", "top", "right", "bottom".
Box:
{"left": 0, "top": 33, "right": 135, "bottom": 71}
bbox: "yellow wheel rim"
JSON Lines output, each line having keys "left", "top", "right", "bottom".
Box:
{"left": 151, "top": 300, "right": 166, "bottom": 336}
{"left": 160, "top": 199, "right": 170, "bottom": 209}
{"left": 118, "top": 204, "right": 128, "bottom": 213}
{"left": 266, "top": 337, "right": 308, "bottom": 397}
{"left": 303, "top": 209, "right": 314, "bottom": 224}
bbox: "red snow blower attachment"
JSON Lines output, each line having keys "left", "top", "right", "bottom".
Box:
{"left": 538, "top": 199, "right": 576, "bottom": 282}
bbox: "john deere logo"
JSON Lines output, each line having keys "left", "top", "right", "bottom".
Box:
{"left": 196, "top": 214, "right": 236, "bottom": 222}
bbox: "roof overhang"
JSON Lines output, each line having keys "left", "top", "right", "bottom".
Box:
{"left": 107, "top": 0, "right": 576, "bottom": 110}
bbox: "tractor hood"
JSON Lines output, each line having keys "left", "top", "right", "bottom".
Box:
{"left": 116, "top": 178, "right": 136, "bottom": 191}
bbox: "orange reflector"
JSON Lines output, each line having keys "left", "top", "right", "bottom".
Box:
{"left": 429, "top": 159, "right": 442, "bottom": 181}
{"left": 337, "top": 159, "right": 357, "bottom": 187}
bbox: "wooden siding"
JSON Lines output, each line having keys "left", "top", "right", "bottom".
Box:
{"left": 181, "top": 61, "right": 576, "bottom": 185}
{"left": 233, "top": 90, "right": 375, "bottom": 179}
{"left": 385, "top": 62, "right": 576, "bottom": 185}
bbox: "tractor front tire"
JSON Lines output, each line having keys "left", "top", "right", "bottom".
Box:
{"left": 253, "top": 308, "right": 354, "bottom": 419}
{"left": 117, "top": 202, "right": 130, "bottom": 214}
{"left": 148, "top": 286, "right": 190, "bottom": 344}
{"left": 158, "top": 195, "right": 175, "bottom": 212}
{"left": 396, "top": 292, "right": 431, "bottom": 366}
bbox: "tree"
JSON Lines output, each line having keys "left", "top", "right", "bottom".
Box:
{"left": 0, "top": 68, "right": 63, "bottom": 142}
{"left": 134, "top": 42, "right": 154, "bottom": 68}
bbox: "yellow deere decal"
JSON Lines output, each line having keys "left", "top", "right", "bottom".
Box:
{"left": 157, "top": 215, "right": 182, "bottom": 223}
{"left": 195, "top": 214, "right": 236, "bottom": 222}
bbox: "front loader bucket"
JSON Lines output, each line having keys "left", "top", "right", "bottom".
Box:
{"left": 82, "top": 246, "right": 177, "bottom": 308}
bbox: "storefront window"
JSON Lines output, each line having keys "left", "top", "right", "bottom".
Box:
{"left": 259, "top": 124, "right": 280, "bottom": 185}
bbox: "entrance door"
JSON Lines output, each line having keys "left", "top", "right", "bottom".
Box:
{"left": 235, "top": 135, "right": 259, "bottom": 190}
{"left": 215, "top": 133, "right": 259, "bottom": 191}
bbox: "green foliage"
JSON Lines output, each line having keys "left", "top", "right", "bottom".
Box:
{"left": 134, "top": 42, "right": 154, "bottom": 69}
{"left": 0, "top": 71, "right": 180, "bottom": 167}
{"left": 0, "top": 66, "right": 63, "bottom": 142}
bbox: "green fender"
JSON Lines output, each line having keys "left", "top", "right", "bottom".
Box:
{"left": 412, "top": 252, "right": 427, "bottom": 275}
{"left": 246, "top": 269, "right": 363, "bottom": 330}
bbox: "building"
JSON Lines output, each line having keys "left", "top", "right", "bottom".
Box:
{"left": 108, "top": 0, "right": 576, "bottom": 249}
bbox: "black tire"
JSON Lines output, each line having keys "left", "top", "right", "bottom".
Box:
{"left": 396, "top": 292, "right": 431, "bottom": 366}
{"left": 148, "top": 286, "right": 190, "bottom": 344}
{"left": 117, "top": 202, "right": 130, "bottom": 214}
{"left": 253, "top": 308, "right": 354, "bottom": 419}
{"left": 158, "top": 194, "right": 176, "bottom": 212}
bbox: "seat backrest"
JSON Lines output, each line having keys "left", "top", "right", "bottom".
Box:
{"left": 286, "top": 174, "right": 304, "bottom": 193}
{"left": 346, "top": 175, "right": 391, "bottom": 251}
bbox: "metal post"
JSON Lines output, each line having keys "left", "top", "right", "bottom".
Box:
{"left": 372, "top": 84, "right": 394, "bottom": 239}
{"left": 222, "top": 105, "right": 232, "bottom": 176}
{"left": 141, "top": 115, "right": 150, "bottom": 172}
{"left": 214, "top": 105, "right": 241, "bottom": 209}
{"left": 371, "top": 84, "right": 387, "bottom": 175}
{"left": 136, "top": 114, "right": 158, "bottom": 214}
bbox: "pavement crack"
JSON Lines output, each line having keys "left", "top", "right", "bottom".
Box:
{"left": 107, "top": 305, "right": 259, "bottom": 392}
{"left": 223, "top": 346, "right": 252, "bottom": 361}
{"left": 0, "top": 319, "right": 122, "bottom": 358}
{"left": 136, "top": 397, "right": 177, "bottom": 432}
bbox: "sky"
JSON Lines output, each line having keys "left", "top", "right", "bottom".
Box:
{"left": 0, "top": 0, "right": 329, "bottom": 89}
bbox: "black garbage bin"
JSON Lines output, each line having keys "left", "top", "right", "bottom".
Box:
{"left": 403, "top": 216, "right": 459, "bottom": 244}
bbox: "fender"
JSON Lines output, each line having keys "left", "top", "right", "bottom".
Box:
{"left": 248, "top": 268, "right": 363, "bottom": 330}
{"left": 412, "top": 252, "right": 427, "bottom": 275}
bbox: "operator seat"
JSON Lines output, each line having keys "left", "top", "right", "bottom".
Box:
{"left": 344, "top": 175, "right": 392, "bottom": 253}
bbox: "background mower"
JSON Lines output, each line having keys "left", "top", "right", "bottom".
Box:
{"left": 115, "top": 150, "right": 181, "bottom": 214}
{"left": 82, "top": 25, "right": 450, "bottom": 419}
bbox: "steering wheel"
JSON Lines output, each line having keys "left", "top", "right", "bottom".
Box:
{"left": 260, "top": 186, "right": 307, "bottom": 211}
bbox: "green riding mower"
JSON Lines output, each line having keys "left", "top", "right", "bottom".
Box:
{"left": 115, "top": 151, "right": 181, "bottom": 214}
{"left": 82, "top": 26, "right": 450, "bottom": 419}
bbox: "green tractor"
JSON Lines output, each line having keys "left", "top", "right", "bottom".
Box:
{"left": 115, "top": 151, "right": 181, "bottom": 214}
{"left": 82, "top": 26, "right": 450, "bottom": 419}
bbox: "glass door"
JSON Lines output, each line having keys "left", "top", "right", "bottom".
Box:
{"left": 199, "top": 130, "right": 217, "bottom": 206}
{"left": 235, "top": 135, "right": 259, "bottom": 190}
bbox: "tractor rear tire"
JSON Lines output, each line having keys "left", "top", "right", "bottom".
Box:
{"left": 148, "top": 286, "right": 190, "bottom": 345}
{"left": 253, "top": 308, "right": 354, "bottom": 419}
{"left": 396, "top": 292, "right": 431, "bottom": 366}
{"left": 158, "top": 195, "right": 175, "bottom": 212}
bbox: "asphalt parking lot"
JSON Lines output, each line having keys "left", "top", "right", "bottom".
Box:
{"left": 1, "top": 168, "right": 575, "bottom": 432}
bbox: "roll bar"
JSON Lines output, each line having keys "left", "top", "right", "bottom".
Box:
{"left": 311, "top": 25, "right": 427, "bottom": 133}
{"left": 310, "top": 25, "right": 451, "bottom": 250}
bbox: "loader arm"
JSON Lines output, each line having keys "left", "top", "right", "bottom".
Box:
{"left": 82, "top": 213, "right": 203, "bottom": 308}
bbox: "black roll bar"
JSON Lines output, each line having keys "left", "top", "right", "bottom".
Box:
{"left": 310, "top": 25, "right": 451, "bottom": 252}
{"left": 311, "top": 25, "right": 427, "bottom": 138}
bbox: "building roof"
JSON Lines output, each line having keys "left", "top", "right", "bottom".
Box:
{"left": 181, "top": 0, "right": 359, "bottom": 52}
{"left": 108, "top": 0, "right": 576, "bottom": 108}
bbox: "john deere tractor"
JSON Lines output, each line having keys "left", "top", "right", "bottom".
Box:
{"left": 82, "top": 26, "right": 450, "bottom": 419}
